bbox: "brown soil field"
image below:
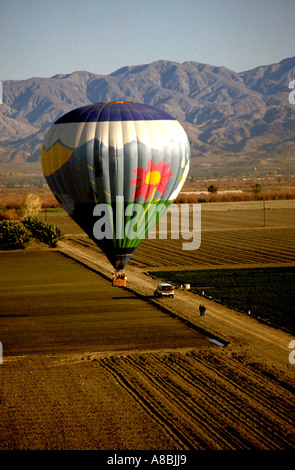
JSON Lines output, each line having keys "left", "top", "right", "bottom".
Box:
{"left": 1, "top": 200, "right": 295, "bottom": 453}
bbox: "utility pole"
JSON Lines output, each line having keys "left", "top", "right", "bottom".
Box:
{"left": 263, "top": 200, "right": 266, "bottom": 227}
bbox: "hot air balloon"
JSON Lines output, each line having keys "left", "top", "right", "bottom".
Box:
{"left": 41, "top": 101, "right": 190, "bottom": 281}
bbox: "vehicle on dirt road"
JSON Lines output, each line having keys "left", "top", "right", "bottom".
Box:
{"left": 154, "top": 283, "right": 174, "bottom": 298}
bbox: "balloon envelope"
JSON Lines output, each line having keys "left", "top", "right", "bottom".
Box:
{"left": 41, "top": 101, "right": 190, "bottom": 269}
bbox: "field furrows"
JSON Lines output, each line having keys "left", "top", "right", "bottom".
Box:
{"left": 130, "top": 227, "right": 295, "bottom": 268}
{"left": 66, "top": 226, "right": 295, "bottom": 270}
{"left": 188, "top": 353, "right": 295, "bottom": 429}
{"left": 67, "top": 234, "right": 295, "bottom": 269}
{"left": 157, "top": 353, "right": 295, "bottom": 448}
{"left": 98, "top": 351, "right": 295, "bottom": 450}
{"left": 100, "top": 355, "right": 237, "bottom": 450}
{"left": 190, "top": 353, "right": 295, "bottom": 426}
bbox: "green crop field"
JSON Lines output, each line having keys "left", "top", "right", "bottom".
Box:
{"left": 150, "top": 267, "right": 295, "bottom": 335}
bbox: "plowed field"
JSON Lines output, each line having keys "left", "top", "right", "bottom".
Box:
{"left": 97, "top": 349, "right": 295, "bottom": 450}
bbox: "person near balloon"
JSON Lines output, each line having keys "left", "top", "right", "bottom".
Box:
{"left": 199, "top": 304, "right": 206, "bottom": 317}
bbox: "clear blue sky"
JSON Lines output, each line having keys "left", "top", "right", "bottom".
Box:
{"left": 1, "top": 0, "right": 294, "bottom": 81}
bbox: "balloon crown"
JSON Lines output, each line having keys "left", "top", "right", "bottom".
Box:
{"left": 97, "top": 101, "right": 133, "bottom": 104}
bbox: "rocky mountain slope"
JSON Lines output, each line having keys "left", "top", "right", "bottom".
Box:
{"left": 1, "top": 57, "right": 295, "bottom": 177}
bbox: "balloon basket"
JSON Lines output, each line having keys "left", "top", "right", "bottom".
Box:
{"left": 112, "top": 272, "right": 127, "bottom": 287}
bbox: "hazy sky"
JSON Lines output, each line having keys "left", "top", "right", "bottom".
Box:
{"left": 1, "top": 0, "right": 294, "bottom": 81}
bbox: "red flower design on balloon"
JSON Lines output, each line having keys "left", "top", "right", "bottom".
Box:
{"left": 129, "top": 158, "right": 173, "bottom": 200}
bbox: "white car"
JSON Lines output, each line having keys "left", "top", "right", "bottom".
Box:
{"left": 154, "top": 283, "right": 174, "bottom": 298}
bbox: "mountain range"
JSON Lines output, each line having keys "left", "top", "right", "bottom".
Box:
{"left": 1, "top": 57, "right": 295, "bottom": 178}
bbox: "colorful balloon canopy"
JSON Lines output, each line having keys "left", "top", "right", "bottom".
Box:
{"left": 41, "top": 101, "right": 190, "bottom": 270}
